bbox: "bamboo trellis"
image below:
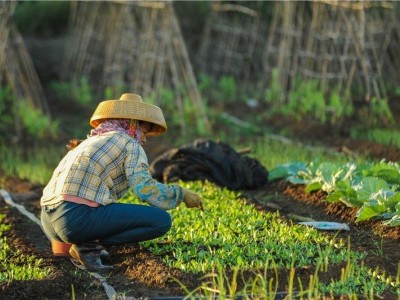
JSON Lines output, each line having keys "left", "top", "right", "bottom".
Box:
{"left": 61, "top": 1, "right": 138, "bottom": 97}
{"left": 263, "top": 0, "right": 396, "bottom": 103}
{"left": 4, "top": 25, "right": 50, "bottom": 114}
{"left": 197, "top": 1, "right": 262, "bottom": 84}
{"left": 0, "top": 0, "right": 50, "bottom": 138}
{"left": 0, "top": 0, "right": 15, "bottom": 84}
{"left": 262, "top": 1, "right": 308, "bottom": 102}
{"left": 130, "top": 1, "right": 208, "bottom": 132}
{"left": 382, "top": 2, "right": 400, "bottom": 87}
{"left": 62, "top": 0, "right": 209, "bottom": 132}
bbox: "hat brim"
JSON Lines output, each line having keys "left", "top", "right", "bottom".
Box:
{"left": 91, "top": 117, "right": 166, "bottom": 136}
{"left": 90, "top": 99, "right": 167, "bottom": 136}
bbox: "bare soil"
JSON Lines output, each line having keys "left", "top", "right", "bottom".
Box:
{"left": 1, "top": 104, "right": 400, "bottom": 299}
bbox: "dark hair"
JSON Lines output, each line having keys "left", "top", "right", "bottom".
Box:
{"left": 140, "top": 121, "right": 154, "bottom": 132}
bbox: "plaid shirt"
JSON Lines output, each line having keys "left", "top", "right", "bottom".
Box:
{"left": 41, "top": 131, "right": 183, "bottom": 210}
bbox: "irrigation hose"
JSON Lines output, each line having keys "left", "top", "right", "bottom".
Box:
{"left": 0, "top": 189, "right": 42, "bottom": 227}
{"left": 0, "top": 189, "right": 118, "bottom": 300}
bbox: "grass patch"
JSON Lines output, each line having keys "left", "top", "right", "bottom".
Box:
{"left": 0, "top": 133, "right": 365, "bottom": 186}
{"left": 350, "top": 128, "right": 400, "bottom": 150}
{"left": 0, "top": 143, "right": 64, "bottom": 185}
{"left": 0, "top": 214, "right": 52, "bottom": 282}
{"left": 248, "top": 135, "right": 365, "bottom": 170}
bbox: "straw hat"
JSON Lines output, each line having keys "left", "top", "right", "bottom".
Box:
{"left": 90, "top": 93, "right": 167, "bottom": 136}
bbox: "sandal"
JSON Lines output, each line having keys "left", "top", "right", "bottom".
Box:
{"left": 69, "top": 243, "right": 113, "bottom": 272}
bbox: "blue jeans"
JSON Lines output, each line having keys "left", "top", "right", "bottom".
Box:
{"left": 41, "top": 201, "right": 172, "bottom": 245}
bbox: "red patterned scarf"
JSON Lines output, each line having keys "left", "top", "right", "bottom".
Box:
{"left": 89, "top": 119, "right": 140, "bottom": 139}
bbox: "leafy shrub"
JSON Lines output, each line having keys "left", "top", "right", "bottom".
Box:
{"left": 144, "top": 87, "right": 209, "bottom": 137}
{"left": 288, "top": 79, "right": 326, "bottom": 122}
{"left": 0, "top": 86, "right": 15, "bottom": 140}
{"left": 369, "top": 97, "right": 394, "bottom": 125}
{"left": 265, "top": 68, "right": 282, "bottom": 104}
{"left": 197, "top": 73, "right": 213, "bottom": 94}
{"left": 350, "top": 128, "right": 400, "bottom": 149}
{"left": 0, "top": 85, "right": 59, "bottom": 141}
{"left": 263, "top": 71, "right": 394, "bottom": 127}
{"left": 328, "top": 88, "right": 354, "bottom": 124}
{"left": 215, "top": 76, "right": 237, "bottom": 102}
{"left": 49, "top": 77, "right": 94, "bottom": 109}
{"left": 269, "top": 160, "right": 400, "bottom": 226}
{"left": 17, "top": 102, "right": 59, "bottom": 139}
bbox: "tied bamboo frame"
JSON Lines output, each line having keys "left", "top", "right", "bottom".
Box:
{"left": 0, "top": 1, "right": 50, "bottom": 139}
{"left": 61, "top": 1, "right": 210, "bottom": 133}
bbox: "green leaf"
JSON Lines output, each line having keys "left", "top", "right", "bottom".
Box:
{"left": 386, "top": 192, "right": 400, "bottom": 210}
{"left": 268, "top": 166, "right": 290, "bottom": 181}
{"left": 356, "top": 201, "right": 386, "bottom": 222}
{"left": 287, "top": 175, "right": 306, "bottom": 185}
{"left": 383, "top": 214, "right": 400, "bottom": 226}
{"left": 363, "top": 162, "right": 400, "bottom": 185}
{"left": 268, "top": 162, "right": 307, "bottom": 181}
{"left": 353, "top": 177, "right": 389, "bottom": 202}
{"left": 325, "top": 191, "right": 344, "bottom": 203}
{"left": 325, "top": 189, "right": 363, "bottom": 207}
{"left": 306, "top": 182, "right": 322, "bottom": 193}
{"left": 340, "top": 187, "right": 363, "bottom": 207}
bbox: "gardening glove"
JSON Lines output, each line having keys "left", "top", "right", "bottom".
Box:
{"left": 183, "top": 189, "right": 204, "bottom": 210}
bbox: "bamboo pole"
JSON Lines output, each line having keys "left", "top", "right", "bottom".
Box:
{"left": 0, "top": 1, "right": 16, "bottom": 84}
{"left": 261, "top": 1, "right": 279, "bottom": 92}
{"left": 211, "top": 2, "right": 258, "bottom": 17}
{"left": 153, "top": 8, "right": 168, "bottom": 103}
{"left": 315, "top": 0, "right": 392, "bottom": 10}
{"left": 4, "top": 24, "right": 50, "bottom": 139}
{"left": 169, "top": 3, "right": 210, "bottom": 130}
{"left": 197, "top": 3, "right": 212, "bottom": 75}
{"left": 167, "top": 22, "right": 185, "bottom": 132}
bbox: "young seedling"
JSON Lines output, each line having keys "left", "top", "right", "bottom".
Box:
{"left": 201, "top": 210, "right": 239, "bottom": 237}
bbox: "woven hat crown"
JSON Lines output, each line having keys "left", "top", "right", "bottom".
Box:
{"left": 90, "top": 93, "right": 167, "bottom": 136}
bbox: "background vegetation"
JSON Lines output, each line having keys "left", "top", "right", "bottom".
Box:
{"left": 1, "top": 0, "right": 399, "bottom": 182}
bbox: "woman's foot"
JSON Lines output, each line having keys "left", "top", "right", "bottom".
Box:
{"left": 51, "top": 240, "right": 109, "bottom": 258}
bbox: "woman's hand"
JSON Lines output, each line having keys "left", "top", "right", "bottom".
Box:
{"left": 183, "top": 189, "right": 204, "bottom": 210}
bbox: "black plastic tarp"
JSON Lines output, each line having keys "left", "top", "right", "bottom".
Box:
{"left": 150, "top": 139, "right": 269, "bottom": 190}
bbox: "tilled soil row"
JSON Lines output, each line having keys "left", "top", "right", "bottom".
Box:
{"left": 1, "top": 176, "right": 399, "bottom": 299}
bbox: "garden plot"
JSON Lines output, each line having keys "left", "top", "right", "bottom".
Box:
{"left": 0, "top": 174, "right": 399, "bottom": 299}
